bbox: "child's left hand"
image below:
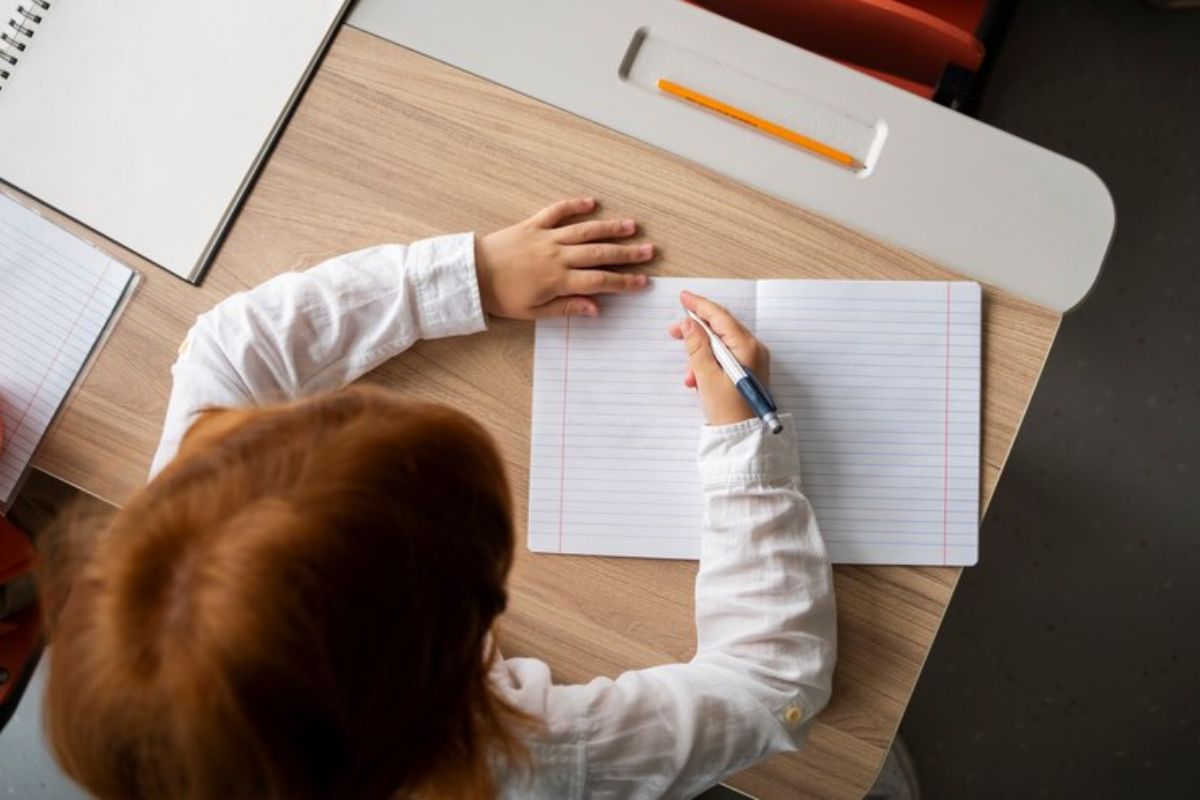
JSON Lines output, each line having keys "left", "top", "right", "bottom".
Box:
{"left": 476, "top": 197, "right": 654, "bottom": 319}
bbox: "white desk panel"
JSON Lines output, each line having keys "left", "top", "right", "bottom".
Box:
{"left": 350, "top": 0, "right": 1113, "bottom": 311}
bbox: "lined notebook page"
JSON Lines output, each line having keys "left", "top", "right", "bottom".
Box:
{"left": 529, "top": 276, "right": 982, "bottom": 566}
{"left": 530, "top": 278, "right": 754, "bottom": 558}
{"left": 0, "top": 196, "right": 134, "bottom": 509}
{"left": 756, "top": 280, "right": 981, "bottom": 565}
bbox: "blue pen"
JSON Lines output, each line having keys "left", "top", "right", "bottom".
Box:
{"left": 686, "top": 309, "right": 783, "bottom": 434}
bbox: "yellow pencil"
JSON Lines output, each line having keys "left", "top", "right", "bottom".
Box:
{"left": 657, "top": 78, "right": 862, "bottom": 170}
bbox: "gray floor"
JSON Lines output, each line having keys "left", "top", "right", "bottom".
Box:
{"left": 900, "top": 1, "right": 1200, "bottom": 798}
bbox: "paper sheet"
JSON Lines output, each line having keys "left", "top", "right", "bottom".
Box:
{"left": 529, "top": 276, "right": 981, "bottom": 566}
{"left": 0, "top": 196, "right": 134, "bottom": 508}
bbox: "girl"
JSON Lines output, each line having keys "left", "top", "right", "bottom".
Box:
{"left": 39, "top": 197, "right": 836, "bottom": 799}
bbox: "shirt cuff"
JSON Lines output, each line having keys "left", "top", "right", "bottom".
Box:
{"left": 408, "top": 232, "right": 488, "bottom": 339}
{"left": 697, "top": 414, "right": 801, "bottom": 488}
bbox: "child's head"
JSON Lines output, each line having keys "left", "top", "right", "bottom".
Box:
{"left": 40, "top": 386, "right": 522, "bottom": 799}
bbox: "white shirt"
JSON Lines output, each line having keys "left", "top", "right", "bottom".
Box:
{"left": 150, "top": 235, "right": 837, "bottom": 800}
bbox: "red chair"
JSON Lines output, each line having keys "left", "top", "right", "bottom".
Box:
{"left": 688, "top": 0, "right": 995, "bottom": 104}
{"left": 0, "top": 417, "right": 44, "bottom": 723}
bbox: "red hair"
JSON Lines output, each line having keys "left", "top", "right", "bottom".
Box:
{"left": 40, "top": 386, "right": 525, "bottom": 799}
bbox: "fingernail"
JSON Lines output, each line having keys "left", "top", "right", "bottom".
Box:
{"left": 635, "top": 274, "right": 648, "bottom": 286}
{"left": 621, "top": 219, "right": 635, "bottom": 233}
{"left": 582, "top": 305, "right": 597, "bottom": 317}
{"left": 681, "top": 318, "right": 694, "bottom": 334}
{"left": 584, "top": 196, "right": 596, "bottom": 206}
{"left": 638, "top": 244, "right": 653, "bottom": 259}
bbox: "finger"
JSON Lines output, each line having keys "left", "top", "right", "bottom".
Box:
{"left": 566, "top": 242, "right": 654, "bottom": 268}
{"left": 680, "top": 290, "right": 753, "bottom": 349}
{"left": 531, "top": 197, "right": 596, "bottom": 228}
{"left": 680, "top": 318, "right": 722, "bottom": 384}
{"left": 667, "top": 323, "right": 697, "bottom": 387}
{"left": 565, "top": 270, "right": 648, "bottom": 295}
{"left": 531, "top": 295, "right": 598, "bottom": 319}
{"left": 556, "top": 218, "right": 637, "bottom": 244}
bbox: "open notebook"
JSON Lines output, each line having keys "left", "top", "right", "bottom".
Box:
{"left": 0, "top": 0, "right": 349, "bottom": 281}
{"left": 529, "top": 277, "right": 982, "bottom": 566}
{"left": 0, "top": 195, "right": 135, "bottom": 510}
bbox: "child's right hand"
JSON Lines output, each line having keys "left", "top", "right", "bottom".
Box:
{"left": 668, "top": 291, "right": 771, "bottom": 427}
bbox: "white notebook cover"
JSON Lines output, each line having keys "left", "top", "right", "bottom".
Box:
{"left": 0, "top": 0, "right": 348, "bottom": 282}
{"left": 529, "top": 277, "right": 982, "bottom": 566}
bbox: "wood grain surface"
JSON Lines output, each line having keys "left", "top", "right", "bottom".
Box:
{"left": 17, "top": 27, "right": 1060, "bottom": 799}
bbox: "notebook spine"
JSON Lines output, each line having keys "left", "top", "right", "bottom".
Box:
{"left": 0, "top": 1, "right": 51, "bottom": 91}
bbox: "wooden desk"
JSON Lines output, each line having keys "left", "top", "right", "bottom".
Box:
{"left": 23, "top": 27, "right": 1059, "bottom": 799}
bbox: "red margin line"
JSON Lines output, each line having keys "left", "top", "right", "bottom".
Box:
{"left": 557, "top": 317, "right": 571, "bottom": 554}
{"left": 943, "top": 281, "right": 951, "bottom": 566}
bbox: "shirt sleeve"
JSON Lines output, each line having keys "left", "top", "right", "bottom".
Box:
{"left": 148, "top": 234, "right": 486, "bottom": 477}
{"left": 493, "top": 415, "right": 837, "bottom": 799}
